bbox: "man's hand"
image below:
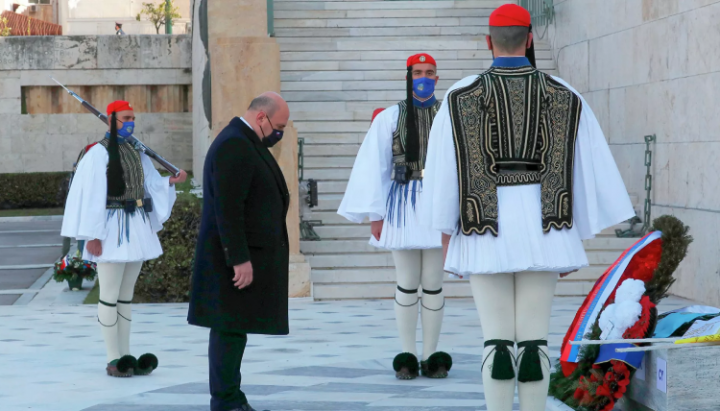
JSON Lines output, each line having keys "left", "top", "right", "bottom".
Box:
{"left": 233, "top": 261, "right": 254, "bottom": 290}
{"left": 560, "top": 270, "right": 579, "bottom": 278}
{"left": 370, "top": 220, "right": 383, "bottom": 241}
{"left": 169, "top": 169, "right": 188, "bottom": 185}
{"left": 87, "top": 239, "right": 102, "bottom": 256}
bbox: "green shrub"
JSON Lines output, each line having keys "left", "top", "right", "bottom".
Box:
{"left": 0, "top": 172, "right": 70, "bottom": 209}
{"left": 134, "top": 193, "right": 201, "bottom": 303}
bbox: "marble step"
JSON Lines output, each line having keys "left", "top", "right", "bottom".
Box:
{"left": 275, "top": 0, "right": 511, "bottom": 11}
{"left": 303, "top": 144, "right": 360, "bottom": 157}
{"left": 280, "top": 50, "right": 552, "bottom": 62}
{"left": 278, "top": 40, "right": 552, "bottom": 52}
{"left": 281, "top": 59, "right": 555, "bottom": 72}
{"left": 304, "top": 211, "right": 350, "bottom": 225}
{"left": 312, "top": 278, "right": 604, "bottom": 299}
{"left": 303, "top": 167, "right": 353, "bottom": 181}
{"left": 284, "top": 78, "right": 484, "bottom": 91}
{"left": 295, "top": 120, "right": 375, "bottom": 133}
{"left": 311, "top": 265, "right": 610, "bottom": 283}
{"left": 275, "top": 8, "right": 492, "bottom": 19}
{"left": 283, "top": 69, "right": 482, "bottom": 82}
{"left": 301, "top": 238, "right": 636, "bottom": 255}
{"left": 275, "top": 26, "right": 485, "bottom": 38}
{"left": 299, "top": 133, "right": 366, "bottom": 145}
{"left": 317, "top": 180, "right": 351, "bottom": 193}
{"left": 305, "top": 155, "right": 356, "bottom": 168}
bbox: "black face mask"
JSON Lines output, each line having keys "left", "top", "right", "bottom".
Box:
{"left": 261, "top": 116, "right": 284, "bottom": 148}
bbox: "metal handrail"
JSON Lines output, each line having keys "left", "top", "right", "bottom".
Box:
{"left": 519, "top": 0, "right": 555, "bottom": 27}
{"left": 267, "top": 0, "right": 274, "bottom": 37}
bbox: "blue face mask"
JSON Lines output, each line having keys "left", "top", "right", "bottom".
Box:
{"left": 261, "top": 117, "right": 284, "bottom": 148}
{"left": 118, "top": 121, "right": 135, "bottom": 138}
{"left": 413, "top": 77, "right": 436, "bottom": 99}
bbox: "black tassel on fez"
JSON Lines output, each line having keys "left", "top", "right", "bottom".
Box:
{"left": 107, "top": 111, "right": 126, "bottom": 198}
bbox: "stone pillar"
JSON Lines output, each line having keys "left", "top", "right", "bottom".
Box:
{"left": 192, "top": 0, "right": 310, "bottom": 297}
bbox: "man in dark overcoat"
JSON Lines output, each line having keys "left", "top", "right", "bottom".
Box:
{"left": 188, "top": 92, "right": 290, "bottom": 411}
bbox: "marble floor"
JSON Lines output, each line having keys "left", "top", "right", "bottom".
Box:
{"left": 0, "top": 296, "right": 695, "bottom": 411}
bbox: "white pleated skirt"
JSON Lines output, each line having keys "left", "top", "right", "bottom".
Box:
{"left": 445, "top": 184, "right": 589, "bottom": 276}
{"left": 370, "top": 180, "right": 442, "bottom": 250}
{"left": 82, "top": 209, "right": 164, "bottom": 263}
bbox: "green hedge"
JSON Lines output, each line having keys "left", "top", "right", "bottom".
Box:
{"left": 0, "top": 172, "right": 70, "bottom": 209}
{"left": 134, "top": 193, "right": 201, "bottom": 303}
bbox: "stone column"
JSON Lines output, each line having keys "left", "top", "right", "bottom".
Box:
{"left": 192, "top": 0, "right": 310, "bottom": 297}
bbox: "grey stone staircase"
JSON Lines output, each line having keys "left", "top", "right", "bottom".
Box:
{"left": 276, "top": 0, "right": 634, "bottom": 300}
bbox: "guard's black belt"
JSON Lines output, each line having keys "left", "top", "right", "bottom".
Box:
{"left": 496, "top": 163, "right": 541, "bottom": 172}
{"left": 107, "top": 198, "right": 153, "bottom": 213}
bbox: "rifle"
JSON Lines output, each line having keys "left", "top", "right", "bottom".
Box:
{"left": 50, "top": 77, "right": 181, "bottom": 177}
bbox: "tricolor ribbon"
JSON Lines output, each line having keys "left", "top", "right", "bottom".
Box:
{"left": 560, "top": 231, "right": 663, "bottom": 364}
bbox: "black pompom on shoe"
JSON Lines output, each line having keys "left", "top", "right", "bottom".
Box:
{"left": 392, "top": 352, "right": 419, "bottom": 380}
{"left": 421, "top": 352, "right": 453, "bottom": 378}
{"left": 135, "top": 353, "right": 159, "bottom": 376}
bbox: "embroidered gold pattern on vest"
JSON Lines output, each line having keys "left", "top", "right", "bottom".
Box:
{"left": 99, "top": 139, "right": 146, "bottom": 206}
{"left": 447, "top": 66, "right": 582, "bottom": 236}
{"left": 392, "top": 100, "right": 441, "bottom": 171}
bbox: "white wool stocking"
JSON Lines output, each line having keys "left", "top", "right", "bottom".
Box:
{"left": 116, "top": 262, "right": 143, "bottom": 356}
{"left": 470, "top": 272, "right": 558, "bottom": 411}
{"left": 97, "top": 263, "right": 125, "bottom": 363}
{"left": 392, "top": 250, "right": 421, "bottom": 357}
{"left": 420, "top": 248, "right": 445, "bottom": 361}
{"left": 515, "top": 271, "right": 558, "bottom": 411}
{"left": 470, "top": 273, "right": 516, "bottom": 411}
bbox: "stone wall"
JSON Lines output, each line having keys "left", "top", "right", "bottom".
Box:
{"left": 0, "top": 35, "right": 192, "bottom": 174}
{"left": 548, "top": 0, "right": 720, "bottom": 305}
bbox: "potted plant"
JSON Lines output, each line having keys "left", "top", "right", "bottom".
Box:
{"left": 53, "top": 253, "right": 97, "bottom": 291}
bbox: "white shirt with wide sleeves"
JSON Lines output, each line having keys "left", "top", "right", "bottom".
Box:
{"left": 337, "top": 105, "right": 442, "bottom": 250}
{"left": 61, "top": 143, "right": 177, "bottom": 263}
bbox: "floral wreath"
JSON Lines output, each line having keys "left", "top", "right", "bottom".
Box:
{"left": 549, "top": 216, "right": 692, "bottom": 411}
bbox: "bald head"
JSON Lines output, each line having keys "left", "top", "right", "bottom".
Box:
{"left": 244, "top": 92, "right": 290, "bottom": 145}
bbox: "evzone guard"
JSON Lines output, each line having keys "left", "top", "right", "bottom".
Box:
{"left": 62, "top": 100, "right": 187, "bottom": 377}
{"left": 338, "top": 54, "right": 452, "bottom": 380}
{"left": 422, "top": 5, "right": 635, "bottom": 411}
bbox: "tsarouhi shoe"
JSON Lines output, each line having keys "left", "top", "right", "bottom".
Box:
{"left": 421, "top": 352, "right": 453, "bottom": 379}
{"left": 392, "top": 352, "right": 419, "bottom": 380}
{"left": 106, "top": 355, "right": 137, "bottom": 377}
{"left": 134, "top": 353, "right": 159, "bottom": 376}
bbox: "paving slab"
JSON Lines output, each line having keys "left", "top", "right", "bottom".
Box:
{"left": 0, "top": 268, "right": 48, "bottom": 289}
{"left": 0, "top": 296, "right": 696, "bottom": 411}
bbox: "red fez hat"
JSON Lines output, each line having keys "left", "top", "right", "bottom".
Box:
{"left": 407, "top": 53, "right": 437, "bottom": 68}
{"left": 106, "top": 100, "right": 132, "bottom": 115}
{"left": 489, "top": 4, "right": 531, "bottom": 27}
{"left": 371, "top": 108, "right": 385, "bottom": 123}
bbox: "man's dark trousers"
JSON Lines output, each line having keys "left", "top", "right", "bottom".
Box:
{"left": 209, "top": 329, "right": 248, "bottom": 411}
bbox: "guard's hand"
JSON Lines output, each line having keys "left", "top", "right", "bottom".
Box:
{"left": 87, "top": 239, "right": 102, "bottom": 256}
{"left": 560, "top": 270, "right": 579, "bottom": 278}
{"left": 169, "top": 170, "right": 187, "bottom": 185}
{"left": 370, "top": 220, "right": 383, "bottom": 241}
{"left": 233, "top": 261, "right": 253, "bottom": 290}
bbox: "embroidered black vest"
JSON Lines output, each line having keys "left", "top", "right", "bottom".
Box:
{"left": 98, "top": 139, "right": 146, "bottom": 207}
{"left": 447, "top": 66, "right": 582, "bottom": 236}
{"left": 392, "top": 100, "right": 441, "bottom": 171}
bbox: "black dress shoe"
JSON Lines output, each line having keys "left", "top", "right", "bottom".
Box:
{"left": 231, "top": 404, "right": 269, "bottom": 411}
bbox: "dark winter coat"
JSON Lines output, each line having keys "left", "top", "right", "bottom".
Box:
{"left": 188, "top": 117, "right": 290, "bottom": 334}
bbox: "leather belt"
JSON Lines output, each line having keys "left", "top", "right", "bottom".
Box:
{"left": 391, "top": 166, "right": 424, "bottom": 183}
{"left": 106, "top": 198, "right": 153, "bottom": 213}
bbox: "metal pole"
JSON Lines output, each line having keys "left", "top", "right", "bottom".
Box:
{"left": 165, "top": 0, "right": 172, "bottom": 34}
